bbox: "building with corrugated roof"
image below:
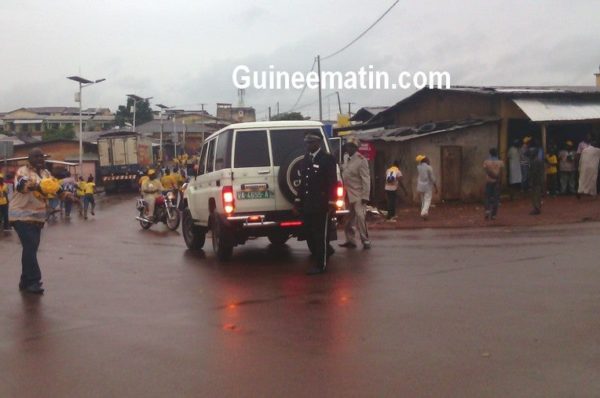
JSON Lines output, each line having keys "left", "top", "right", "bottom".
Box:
{"left": 346, "top": 71, "right": 600, "bottom": 206}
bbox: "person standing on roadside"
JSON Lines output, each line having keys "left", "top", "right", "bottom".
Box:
{"left": 507, "top": 139, "right": 522, "bottom": 189}
{"left": 339, "top": 137, "right": 371, "bottom": 250}
{"left": 528, "top": 146, "right": 544, "bottom": 215}
{"left": 483, "top": 148, "right": 504, "bottom": 220}
{"left": 0, "top": 173, "right": 10, "bottom": 230}
{"left": 384, "top": 160, "right": 407, "bottom": 222}
{"left": 9, "top": 148, "right": 73, "bottom": 294}
{"left": 416, "top": 155, "right": 438, "bottom": 220}
{"left": 294, "top": 131, "right": 338, "bottom": 275}
{"left": 558, "top": 140, "right": 577, "bottom": 195}
{"left": 520, "top": 136, "right": 531, "bottom": 191}
{"left": 545, "top": 146, "right": 559, "bottom": 196}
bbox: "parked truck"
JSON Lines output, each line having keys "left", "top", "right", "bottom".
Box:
{"left": 98, "top": 131, "right": 153, "bottom": 193}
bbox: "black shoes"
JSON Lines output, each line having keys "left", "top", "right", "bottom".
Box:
{"left": 339, "top": 241, "right": 357, "bottom": 248}
{"left": 306, "top": 267, "right": 326, "bottom": 275}
{"left": 19, "top": 283, "right": 44, "bottom": 295}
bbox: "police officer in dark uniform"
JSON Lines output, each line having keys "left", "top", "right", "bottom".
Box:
{"left": 294, "top": 131, "right": 338, "bottom": 275}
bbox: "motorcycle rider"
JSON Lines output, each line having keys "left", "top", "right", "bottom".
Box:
{"left": 141, "top": 169, "right": 163, "bottom": 221}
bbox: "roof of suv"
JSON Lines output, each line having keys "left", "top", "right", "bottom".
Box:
{"left": 206, "top": 120, "right": 324, "bottom": 140}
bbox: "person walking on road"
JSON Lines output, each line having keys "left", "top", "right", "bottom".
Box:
{"left": 339, "top": 137, "right": 371, "bottom": 250}
{"left": 416, "top": 155, "right": 438, "bottom": 220}
{"left": 384, "top": 160, "right": 407, "bottom": 221}
{"left": 528, "top": 146, "right": 544, "bottom": 215}
{"left": 293, "top": 131, "right": 338, "bottom": 275}
{"left": 0, "top": 173, "right": 10, "bottom": 230}
{"left": 76, "top": 176, "right": 86, "bottom": 215}
{"left": 483, "top": 148, "right": 504, "bottom": 220}
{"left": 60, "top": 172, "right": 77, "bottom": 218}
{"left": 83, "top": 176, "right": 96, "bottom": 219}
{"left": 9, "top": 148, "right": 73, "bottom": 294}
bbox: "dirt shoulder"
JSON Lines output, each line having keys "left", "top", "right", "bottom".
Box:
{"left": 369, "top": 194, "right": 600, "bottom": 230}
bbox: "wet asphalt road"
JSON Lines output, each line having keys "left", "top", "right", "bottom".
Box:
{"left": 1, "top": 194, "right": 600, "bottom": 397}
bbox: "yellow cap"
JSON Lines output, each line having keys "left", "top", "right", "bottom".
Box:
{"left": 415, "top": 155, "right": 426, "bottom": 163}
{"left": 148, "top": 169, "right": 156, "bottom": 175}
{"left": 523, "top": 136, "right": 532, "bottom": 143}
{"left": 566, "top": 140, "right": 573, "bottom": 146}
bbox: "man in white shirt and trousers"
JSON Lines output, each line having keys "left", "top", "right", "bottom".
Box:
{"left": 339, "top": 136, "right": 371, "bottom": 250}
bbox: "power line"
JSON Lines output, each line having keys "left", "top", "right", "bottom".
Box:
{"left": 321, "top": 0, "right": 399, "bottom": 61}
{"left": 288, "top": 57, "right": 317, "bottom": 112}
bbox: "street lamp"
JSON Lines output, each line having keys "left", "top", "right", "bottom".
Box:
{"left": 127, "top": 94, "right": 153, "bottom": 132}
{"left": 67, "top": 76, "right": 106, "bottom": 171}
{"left": 156, "top": 103, "right": 171, "bottom": 164}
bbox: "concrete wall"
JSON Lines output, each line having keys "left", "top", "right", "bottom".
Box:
{"left": 369, "top": 122, "right": 500, "bottom": 206}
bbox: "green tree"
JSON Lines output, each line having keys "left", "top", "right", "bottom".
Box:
{"left": 271, "top": 112, "right": 306, "bottom": 121}
{"left": 42, "top": 126, "right": 75, "bottom": 141}
{"left": 115, "top": 97, "right": 154, "bottom": 128}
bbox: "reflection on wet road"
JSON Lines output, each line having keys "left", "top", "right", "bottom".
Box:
{"left": 1, "top": 195, "right": 599, "bottom": 397}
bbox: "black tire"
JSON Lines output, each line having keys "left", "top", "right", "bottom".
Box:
{"left": 210, "top": 213, "right": 233, "bottom": 261}
{"left": 268, "top": 233, "right": 289, "bottom": 246}
{"left": 139, "top": 211, "right": 152, "bottom": 230}
{"left": 182, "top": 208, "right": 206, "bottom": 249}
{"left": 166, "top": 208, "right": 181, "bottom": 231}
{"left": 277, "top": 147, "right": 306, "bottom": 204}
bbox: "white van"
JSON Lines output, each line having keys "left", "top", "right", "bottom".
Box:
{"left": 181, "top": 121, "right": 347, "bottom": 260}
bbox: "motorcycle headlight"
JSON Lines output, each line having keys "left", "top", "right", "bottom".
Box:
{"left": 167, "top": 191, "right": 175, "bottom": 200}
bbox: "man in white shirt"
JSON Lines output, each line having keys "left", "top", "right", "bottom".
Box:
{"left": 339, "top": 137, "right": 371, "bottom": 249}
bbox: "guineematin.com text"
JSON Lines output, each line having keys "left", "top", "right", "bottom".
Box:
{"left": 232, "top": 65, "right": 451, "bottom": 91}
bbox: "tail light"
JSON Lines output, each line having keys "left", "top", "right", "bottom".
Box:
{"left": 222, "top": 186, "right": 235, "bottom": 214}
{"left": 335, "top": 181, "right": 345, "bottom": 209}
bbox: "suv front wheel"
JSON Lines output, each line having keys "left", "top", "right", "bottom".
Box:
{"left": 210, "top": 213, "right": 233, "bottom": 261}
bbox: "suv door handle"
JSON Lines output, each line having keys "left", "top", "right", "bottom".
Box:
{"left": 257, "top": 170, "right": 270, "bottom": 175}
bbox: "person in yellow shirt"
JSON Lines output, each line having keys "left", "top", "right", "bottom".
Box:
{"left": 172, "top": 166, "right": 185, "bottom": 188}
{"left": 545, "top": 146, "right": 559, "bottom": 196}
{"left": 160, "top": 168, "right": 176, "bottom": 191}
{"left": 0, "top": 173, "right": 10, "bottom": 230}
{"left": 83, "top": 176, "right": 96, "bottom": 220}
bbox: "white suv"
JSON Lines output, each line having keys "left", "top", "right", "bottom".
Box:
{"left": 181, "top": 121, "right": 347, "bottom": 260}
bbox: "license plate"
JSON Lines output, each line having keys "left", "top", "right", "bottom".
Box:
{"left": 236, "top": 190, "right": 273, "bottom": 200}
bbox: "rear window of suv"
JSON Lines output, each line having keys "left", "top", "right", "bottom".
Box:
{"left": 270, "top": 128, "right": 325, "bottom": 166}
{"left": 234, "top": 130, "right": 270, "bottom": 168}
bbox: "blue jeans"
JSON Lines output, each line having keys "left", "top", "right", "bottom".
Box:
{"left": 13, "top": 221, "right": 43, "bottom": 288}
{"left": 485, "top": 182, "right": 500, "bottom": 217}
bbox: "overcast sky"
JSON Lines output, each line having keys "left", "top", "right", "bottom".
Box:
{"left": 1, "top": 0, "right": 599, "bottom": 120}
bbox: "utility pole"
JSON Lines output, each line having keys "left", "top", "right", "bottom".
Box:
{"left": 346, "top": 102, "right": 355, "bottom": 117}
{"left": 336, "top": 92, "right": 342, "bottom": 115}
{"left": 276, "top": 101, "right": 279, "bottom": 116}
{"left": 317, "top": 55, "right": 323, "bottom": 121}
{"left": 200, "top": 103, "right": 206, "bottom": 142}
{"left": 268, "top": 106, "right": 271, "bottom": 121}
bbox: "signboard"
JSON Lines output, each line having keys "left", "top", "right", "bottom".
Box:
{"left": 358, "top": 142, "right": 376, "bottom": 161}
{"left": 0, "top": 141, "right": 14, "bottom": 159}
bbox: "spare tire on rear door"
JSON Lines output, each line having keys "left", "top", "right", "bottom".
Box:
{"left": 277, "top": 147, "right": 306, "bottom": 204}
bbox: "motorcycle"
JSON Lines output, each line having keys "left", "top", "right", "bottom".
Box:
{"left": 135, "top": 190, "right": 181, "bottom": 231}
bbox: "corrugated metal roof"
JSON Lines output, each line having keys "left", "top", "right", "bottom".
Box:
{"left": 512, "top": 98, "right": 600, "bottom": 122}
{"left": 355, "top": 118, "right": 499, "bottom": 142}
